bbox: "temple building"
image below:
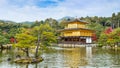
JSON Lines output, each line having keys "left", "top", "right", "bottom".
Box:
{"left": 59, "top": 18, "right": 94, "bottom": 44}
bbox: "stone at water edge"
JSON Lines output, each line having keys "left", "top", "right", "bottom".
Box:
{"left": 14, "top": 57, "right": 43, "bottom": 64}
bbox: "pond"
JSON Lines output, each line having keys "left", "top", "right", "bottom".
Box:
{"left": 0, "top": 46, "right": 120, "bottom": 68}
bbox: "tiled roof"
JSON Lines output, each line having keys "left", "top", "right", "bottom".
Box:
{"left": 59, "top": 28, "right": 94, "bottom": 32}
{"left": 66, "top": 18, "right": 88, "bottom": 24}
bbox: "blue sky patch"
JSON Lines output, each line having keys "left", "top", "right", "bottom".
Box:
{"left": 36, "top": 0, "right": 58, "bottom": 8}
{"left": 7, "top": 0, "right": 65, "bottom": 8}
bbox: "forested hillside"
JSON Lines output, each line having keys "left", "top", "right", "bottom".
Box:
{"left": 0, "top": 12, "right": 120, "bottom": 45}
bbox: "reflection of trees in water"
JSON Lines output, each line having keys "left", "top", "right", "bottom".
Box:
{"left": 24, "top": 64, "right": 38, "bottom": 68}
{"left": 0, "top": 49, "right": 15, "bottom": 61}
{"left": 0, "top": 49, "right": 3, "bottom": 62}
{"left": 3, "top": 49, "right": 15, "bottom": 59}
{"left": 0, "top": 49, "right": 3, "bottom": 57}
{"left": 109, "top": 49, "right": 120, "bottom": 65}
{"left": 34, "top": 64, "right": 39, "bottom": 68}
{"left": 26, "top": 64, "right": 28, "bottom": 68}
{"left": 1, "top": 47, "right": 120, "bottom": 67}
{"left": 91, "top": 48, "right": 120, "bottom": 67}
{"left": 62, "top": 48, "right": 87, "bottom": 67}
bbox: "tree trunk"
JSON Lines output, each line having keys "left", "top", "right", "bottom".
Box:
{"left": 35, "top": 44, "right": 39, "bottom": 58}
{"left": 25, "top": 48, "right": 29, "bottom": 57}
{"left": 35, "top": 32, "right": 40, "bottom": 58}
{"left": 0, "top": 44, "right": 3, "bottom": 49}
{"left": 118, "top": 20, "right": 119, "bottom": 28}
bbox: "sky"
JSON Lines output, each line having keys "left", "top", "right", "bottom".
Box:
{"left": 0, "top": 0, "right": 120, "bottom": 22}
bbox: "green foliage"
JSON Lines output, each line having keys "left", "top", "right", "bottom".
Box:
{"left": 32, "top": 23, "right": 57, "bottom": 46}
{"left": 98, "top": 28, "right": 120, "bottom": 47}
{"left": 81, "top": 12, "right": 120, "bottom": 29}
{"left": 87, "top": 22, "right": 105, "bottom": 38}
{"left": 1, "top": 12, "right": 120, "bottom": 48}
{"left": 109, "top": 28, "right": 120, "bottom": 43}
{"left": 0, "top": 29, "right": 9, "bottom": 45}
{"left": 14, "top": 32, "right": 36, "bottom": 48}
{"left": 32, "top": 23, "right": 57, "bottom": 58}
{"left": 98, "top": 32, "right": 108, "bottom": 46}
{"left": 31, "top": 20, "right": 43, "bottom": 27}
{"left": 13, "top": 24, "right": 56, "bottom": 58}
{"left": 13, "top": 29, "right": 37, "bottom": 57}
{"left": 15, "top": 29, "right": 36, "bottom": 48}
{"left": 42, "top": 32, "right": 57, "bottom": 46}
{"left": 110, "top": 12, "right": 120, "bottom": 28}
{"left": 0, "top": 35, "right": 9, "bottom": 45}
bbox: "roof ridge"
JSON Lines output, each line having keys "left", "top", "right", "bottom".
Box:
{"left": 66, "top": 18, "right": 88, "bottom": 24}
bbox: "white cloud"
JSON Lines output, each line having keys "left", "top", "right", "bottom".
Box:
{"left": 0, "top": 0, "right": 120, "bottom": 22}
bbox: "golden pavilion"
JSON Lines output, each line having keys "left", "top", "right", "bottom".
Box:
{"left": 59, "top": 18, "right": 94, "bottom": 44}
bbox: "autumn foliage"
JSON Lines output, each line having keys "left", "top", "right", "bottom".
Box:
{"left": 99, "top": 27, "right": 120, "bottom": 47}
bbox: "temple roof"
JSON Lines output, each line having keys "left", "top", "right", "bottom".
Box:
{"left": 59, "top": 28, "right": 94, "bottom": 32}
{"left": 66, "top": 18, "right": 88, "bottom": 24}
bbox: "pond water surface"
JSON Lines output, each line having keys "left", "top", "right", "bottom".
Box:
{"left": 0, "top": 47, "right": 120, "bottom": 68}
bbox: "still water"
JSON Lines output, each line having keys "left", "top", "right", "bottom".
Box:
{"left": 0, "top": 47, "right": 120, "bottom": 68}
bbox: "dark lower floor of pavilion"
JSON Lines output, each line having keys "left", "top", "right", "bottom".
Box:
{"left": 58, "top": 36, "right": 92, "bottom": 44}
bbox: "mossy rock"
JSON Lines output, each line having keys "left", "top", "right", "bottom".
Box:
{"left": 14, "top": 57, "right": 43, "bottom": 64}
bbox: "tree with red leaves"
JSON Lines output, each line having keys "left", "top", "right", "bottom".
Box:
{"left": 99, "top": 27, "right": 120, "bottom": 47}
{"left": 10, "top": 37, "right": 16, "bottom": 43}
{"left": 104, "top": 27, "right": 113, "bottom": 34}
{"left": 92, "top": 33, "right": 97, "bottom": 42}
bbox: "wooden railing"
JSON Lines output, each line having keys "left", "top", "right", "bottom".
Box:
{"left": 58, "top": 41, "right": 86, "bottom": 44}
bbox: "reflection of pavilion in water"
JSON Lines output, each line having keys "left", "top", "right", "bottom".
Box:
{"left": 62, "top": 47, "right": 92, "bottom": 67}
